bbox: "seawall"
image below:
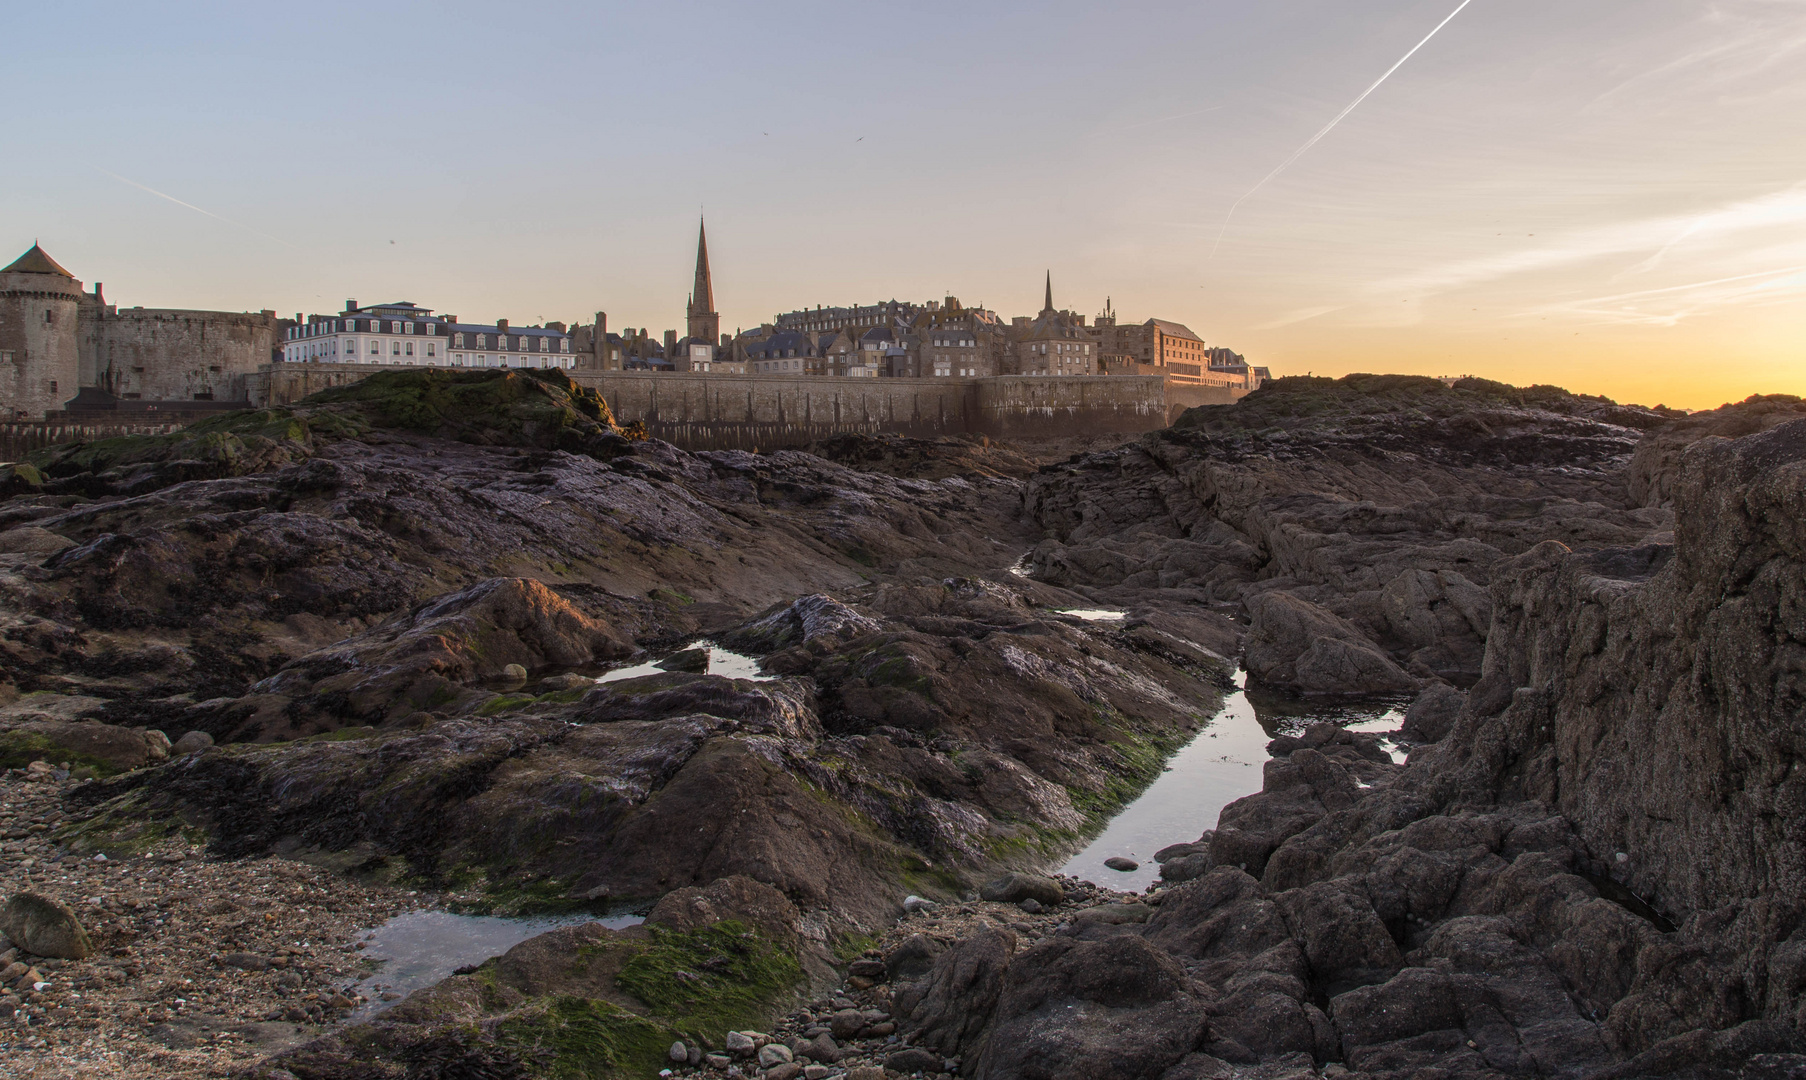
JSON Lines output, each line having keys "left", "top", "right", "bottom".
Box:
{"left": 236, "top": 364, "right": 1250, "bottom": 452}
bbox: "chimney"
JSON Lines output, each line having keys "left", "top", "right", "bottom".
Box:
{"left": 497, "top": 318, "right": 509, "bottom": 333}
{"left": 595, "top": 311, "right": 606, "bottom": 337}
{"left": 344, "top": 299, "right": 357, "bottom": 313}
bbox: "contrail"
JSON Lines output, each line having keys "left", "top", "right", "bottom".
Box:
{"left": 97, "top": 168, "right": 295, "bottom": 249}
{"left": 1211, "top": 0, "right": 1477, "bottom": 256}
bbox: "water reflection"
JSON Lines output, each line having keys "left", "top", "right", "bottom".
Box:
{"left": 347, "top": 910, "right": 643, "bottom": 1021}
{"left": 594, "top": 640, "right": 774, "bottom": 684}
{"left": 1059, "top": 670, "right": 1409, "bottom": 891}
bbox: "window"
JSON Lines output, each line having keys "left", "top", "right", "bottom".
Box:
{"left": 427, "top": 344, "right": 436, "bottom": 357}
{"left": 392, "top": 342, "right": 401, "bottom": 356}
{"left": 370, "top": 341, "right": 380, "bottom": 355}
{"left": 405, "top": 322, "right": 414, "bottom": 334}
{"left": 406, "top": 342, "right": 415, "bottom": 356}
{"left": 477, "top": 335, "right": 488, "bottom": 349}
{"left": 454, "top": 333, "right": 464, "bottom": 347}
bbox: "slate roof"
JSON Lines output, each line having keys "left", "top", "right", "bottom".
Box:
{"left": 1146, "top": 318, "right": 1203, "bottom": 342}
{"left": 3, "top": 244, "right": 75, "bottom": 277}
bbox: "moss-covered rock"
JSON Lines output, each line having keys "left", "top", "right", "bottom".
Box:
{"left": 19, "top": 368, "right": 633, "bottom": 500}
{"left": 268, "top": 876, "right": 809, "bottom": 1080}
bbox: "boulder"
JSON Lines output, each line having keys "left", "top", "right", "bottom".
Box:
{"left": 884, "top": 1048, "right": 943, "bottom": 1074}
{"left": 0, "top": 893, "right": 94, "bottom": 959}
{"left": 1401, "top": 683, "right": 1465, "bottom": 743}
{"left": 978, "top": 873, "right": 1065, "bottom": 906}
{"left": 1160, "top": 853, "right": 1213, "bottom": 883}
{"left": 171, "top": 730, "right": 214, "bottom": 755}
{"left": 251, "top": 577, "right": 635, "bottom": 731}
{"left": 896, "top": 926, "right": 1018, "bottom": 1058}
{"left": 969, "top": 935, "right": 1211, "bottom": 1080}
{"left": 885, "top": 934, "right": 945, "bottom": 985}
{"left": 0, "top": 718, "right": 156, "bottom": 773}
{"left": 1245, "top": 592, "right": 1417, "bottom": 695}
{"left": 0, "top": 527, "right": 74, "bottom": 556}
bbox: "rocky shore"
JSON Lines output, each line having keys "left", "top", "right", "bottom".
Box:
{"left": 1, "top": 370, "right": 1803, "bottom": 1078}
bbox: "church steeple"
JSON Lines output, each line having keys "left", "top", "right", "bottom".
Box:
{"left": 686, "top": 217, "right": 719, "bottom": 343}
{"left": 1041, "top": 270, "right": 1054, "bottom": 315}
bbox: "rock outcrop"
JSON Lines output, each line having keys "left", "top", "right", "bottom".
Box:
{"left": 11, "top": 373, "right": 1806, "bottom": 1079}
{"left": 1024, "top": 375, "right": 1675, "bottom": 694}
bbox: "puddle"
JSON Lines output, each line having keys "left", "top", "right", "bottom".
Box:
{"left": 1057, "top": 609, "right": 1125, "bottom": 622}
{"left": 348, "top": 910, "right": 643, "bottom": 1020}
{"left": 1060, "top": 669, "right": 1412, "bottom": 891}
{"left": 596, "top": 640, "right": 773, "bottom": 684}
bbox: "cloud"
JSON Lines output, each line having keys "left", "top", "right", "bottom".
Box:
{"left": 1510, "top": 264, "right": 1806, "bottom": 326}
{"left": 1254, "top": 304, "right": 1346, "bottom": 329}
{"left": 1368, "top": 184, "right": 1806, "bottom": 300}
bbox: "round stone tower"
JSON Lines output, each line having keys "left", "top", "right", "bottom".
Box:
{"left": 0, "top": 244, "right": 84, "bottom": 419}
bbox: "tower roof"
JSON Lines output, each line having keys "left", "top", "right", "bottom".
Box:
{"left": 1042, "top": 270, "right": 1054, "bottom": 315}
{"left": 3, "top": 243, "right": 75, "bottom": 277}
{"left": 691, "top": 217, "right": 715, "bottom": 316}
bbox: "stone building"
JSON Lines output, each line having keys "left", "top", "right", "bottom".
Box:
{"left": 280, "top": 301, "right": 579, "bottom": 370}
{"left": 1012, "top": 273, "right": 1095, "bottom": 376}
{"left": 775, "top": 299, "right": 922, "bottom": 335}
{"left": 1087, "top": 300, "right": 1262, "bottom": 388}
{"left": 0, "top": 243, "right": 279, "bottom": 419}
{"left": 0, "top": 246, "right": 83, "bottom": 419}
{"left": 744, "top": 330, "right": 820, "bottom": 375}
{"left": 913, "top": 295, "right": 1002, "bottom": 377}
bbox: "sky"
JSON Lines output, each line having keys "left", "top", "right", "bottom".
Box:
{"left": 4, "top": 0, "right": 1803, "bottom": 410}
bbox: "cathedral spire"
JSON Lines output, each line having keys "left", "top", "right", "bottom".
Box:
{"left": 686, "top": 216, "right": 720, "bottom": 343}
{"left": 1042, "top": 270, "right": 1054, "bottom": 315}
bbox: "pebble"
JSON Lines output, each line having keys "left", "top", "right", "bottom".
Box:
{"left": 1103, "top": 856, "right": 1139, "bottom": 872}
{"left": 758, "top": 1043, "right": 793, "bottom": 1067}
{"left": 902, "top": 895, "right": 936, "bottom": 913}
{"left": 726, "top": 1030, "right": 757, "bottom": 1055}
{"left": 671, "top": 1040, "right": 690, "bottom": 1062}
{"left": 0, "top": 770, "right": 432, "bottom": 1078}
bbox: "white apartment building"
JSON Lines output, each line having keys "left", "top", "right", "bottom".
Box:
{"left": 281, "top": 301, "right": 575, "bottom": 370}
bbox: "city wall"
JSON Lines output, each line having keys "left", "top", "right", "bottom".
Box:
{"left": 81, "top": 307, "right": 279, "bottom": 403}
{"left": 243, "top": 363, "right": 1244, "bottom": 452}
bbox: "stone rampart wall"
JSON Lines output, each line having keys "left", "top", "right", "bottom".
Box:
{"left": 574, "top": 371, "right": 979, "bottom": 450}
{"left": 250, "top": 363, "right": 1242, "bottom": 451}
{"left": 82, "top": 308, "right": 278, "bottom": 403}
